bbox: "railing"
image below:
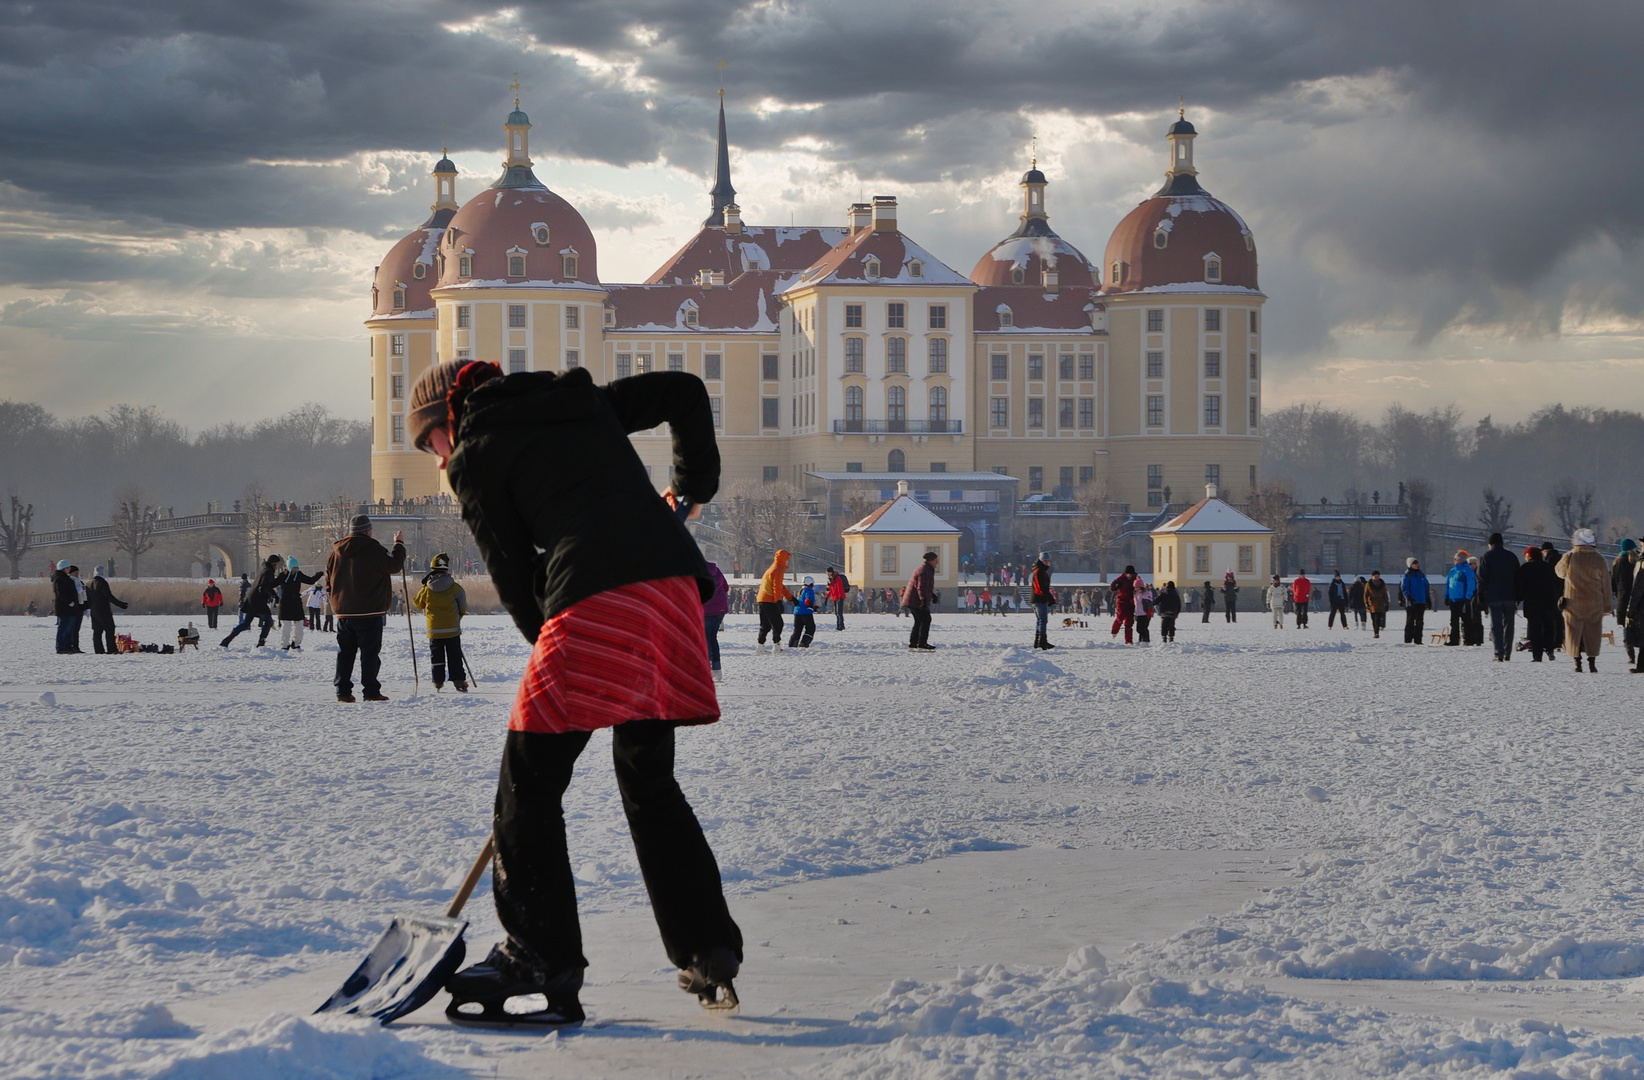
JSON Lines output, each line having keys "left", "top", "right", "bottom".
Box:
{"left": 831, "top": 419, "right": 963, "bottom": 435}
{"left": 33, "top": 512, "right": 248, "bottom": 547}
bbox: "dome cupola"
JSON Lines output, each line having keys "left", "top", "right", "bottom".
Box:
{"left": 370, "top": 151, "right": 461, "bottom": 318}
{"left": 970, "top": 155, "right": 1097, "bottom": 289}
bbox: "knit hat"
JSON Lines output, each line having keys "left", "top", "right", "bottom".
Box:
{"left": 207, "top": 579, "right": 215, "bottom": 585}
{"left": 1574, "top": 528, "right": 1597, "bottom": 547}
{"left": 351, "top": 514, "right": 372, "bottom": 535}
{"left": 1622, "top": 538, "right": 1638, "bottom": 554}
{"left": 1406, "top": 557, "right": 1417, "bottom": 568}
{"left": 431, "top": 552, "right": 450, "bottom": 571}
{"left": 408, "top": 360, "right": 503, "bottom": 451}
{"left": 266, "top": 553, "right": 282, "bottom": 565}
{"left": 94, "top": 565, "right": 105, "bottom": 578}
{"left": 287, "top": 556, "right": 299, "bottom": 570}
{"left": 1038, "top": 551, "right": 1050, "bottom": 561}
{"left": 1524, "top": 546, "right": 1540, "bottom": 559}
{"left": 803, "top": 575, "right": 815, "bottom": 585}
{"left": 56, "top": 559, "right": 69, "bottom": 570}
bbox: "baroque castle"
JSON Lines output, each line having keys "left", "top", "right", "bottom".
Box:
{"left": 366, "top": 96, "right": 1264, "bottom": 556}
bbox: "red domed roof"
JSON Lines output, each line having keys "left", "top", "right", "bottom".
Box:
{"left": 370, "top": 207, "right": 452, "bottom": 318}
{"left": 971, "top": 227, "right": 1097, "bottom": 289}
{"left": 438, "top": 180, "right": 599, "bottom": 288}
{"left": 1103, "top": 186, "right": 1256, "bottom": 294}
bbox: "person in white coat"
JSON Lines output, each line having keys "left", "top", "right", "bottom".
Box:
{"left": 1265, "top": 575, "right": 1286, "bottom": 629}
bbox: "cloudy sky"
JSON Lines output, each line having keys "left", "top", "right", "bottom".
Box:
{"left": 1, "top": 0, "right": 1640, "bottom": 430}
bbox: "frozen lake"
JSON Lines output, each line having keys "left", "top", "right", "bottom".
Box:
{"left": 7, "top": 610, "right": 1644, "bottom": 1077}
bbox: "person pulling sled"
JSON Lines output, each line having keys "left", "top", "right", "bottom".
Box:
{"left": 407, "top": 359, "right": 742, "bottom": 1027}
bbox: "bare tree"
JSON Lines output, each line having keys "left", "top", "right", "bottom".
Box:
{"left": 713, "top": 480, "right": 809, "bottom": 573}
{"left": 110, "top": 488, "right": 159, "bottom": 579}
{"left": 1, "top": 493, "right": 34, "bottom": 580}
{"left": 713, "top": 481, "right": 765, "bottom": 575}
{"left": 1550, "top": 478, "right": 1600, "bottom": 536}
{"left": 242, "top": 482, "right": 272, "bottom": 566}
{"left": 1244, "top": 480, "right": 1298, "bottom": 575}
{"left": 1403, "top": 478, "right": 1435, "bottom": 563}
{"left": 1478, "top": 487, "right": 1513, "bottom": 535}
{"left": 1070, "top": 480, "right": 1123, "bottom": 580}
{"left": 1606, "top": 516, "right": 1636, "bottom": 547}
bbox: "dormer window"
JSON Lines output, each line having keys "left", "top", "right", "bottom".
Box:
{"left": 1245, "top": 234, "right": 1253, "bottom": 251}
{"left": 998, "top": 307, "right": 1014, "bottom": 327}
{"left": 909, "top": 260, "right": 923, "bottom": 278}
{"left": 392, "top": 289, "right": 405, "bottom": 309}
{"left": 1111, "top": 261, "right": 1125, "bottom": 285}
{"left": 562, "top": 253, "right": 579, "bottom": 278}
{"left": 1011, "top": 267, "right": 1024, "bottom": 284}
{"left": 1153, "top": 230, "right": 1168, "bottom": 249}
{"left": 459, "top": 255, "right": 472, "bottom": 278}
{"left": 864, "top": 257, "right": 880, "bottom": 278}
{"left": 685, "top": 307, "right": 699, "bottom": 326}
{"left": 534, "top": 226, "right": 550, "bottom": 245}
{"left": 413, "top": 263, "right": 426, "bottom": 280}
{"left": 603, "top": 307, "right": 615, "bottom": 326}
{"left": 509, "top": 255, "right": 526, "bottom": 277}
{"left": 1205, "top": 258, "right": 1222, "bottom": 282}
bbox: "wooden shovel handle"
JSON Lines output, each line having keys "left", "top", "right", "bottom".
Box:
{"left": 446, "top": 835, "right": 495, "bottom": 919}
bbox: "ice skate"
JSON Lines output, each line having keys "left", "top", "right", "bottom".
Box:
{"left": 756, "top": 642, "right": 770, "bottom": 654}
{"left": 445, "top": 944, "right": 585, "bottom": 1028}
{"left": 677, "top": 946, "right": 740, "bottom": 1012}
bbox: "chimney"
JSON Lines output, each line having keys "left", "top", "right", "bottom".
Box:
{"left": 847, "top": 202, "right": 872, "bottom": 234}
{"left": 696, "top": 269, "right": 713, "bottom": 288}
{"left": 1206, "top": 483, "right": 1218, "bottom": 500}
{"left": 723, "top": 202, "right": 743, "bottom": 234}
{"left": 711, "top": 269, "right": 725, "bottom": 286}
{"left": 871, "top": 195, "right": 897, "bottom": 233}
{"left": 1042, "top": 268, "right": 1059, "bottom": 294}
{"left": 896, "top": 480, "right": 910, "bottom": 497}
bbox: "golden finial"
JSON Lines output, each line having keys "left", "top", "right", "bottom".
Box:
{"left": 441, "top": 121, "right": 447, "bottom": 157}
{"left": 718, "top": 59, "right": 728, "bottom": 96}
{"left": 1031, "top": 135, "right": 1037, "bottom": 168}
{"left": 511, "top": 72, "right": 521, "bottom": 109}
{"left": 1179, "top": 95, "right": 1185, "bottom": 119}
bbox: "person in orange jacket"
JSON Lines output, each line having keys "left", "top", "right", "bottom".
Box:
{"left": 201, "top": 579, "right": 224, "bottom": 630}
{"left": 756, "top": 549, "right": 795, "bottom": 653}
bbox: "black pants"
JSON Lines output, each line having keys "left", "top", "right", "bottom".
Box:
{"left": 1160, "top": 615, "right": 1176, "bottom": 641}
{"left": 335, "top": 616, "right": 384, "bottom": 696}
{"left": 431, "top": 635, "right": 466, "bottom": 686}
{"left": 1371, "top": 611, "right": 1386, "bottom": 635}
{"left": 206, "top": 608, "right": 219, "bottom": 629}
{"left": 789, "top": 612, "right": 815, "bottom": 648}
{"left": 493, "top": 722, "right": 742, "bottom": 975}
{"left": 1489, "top": 603, "right": 1516, "bottom": 660}
{"left": 1403, "top": 604, "right": 1427, "bottom": 643}
{"left": 92, "top": 624, "right": 116, "bottom": 654}
{"left": 1295, "top": 601, "right": 1309, "bottom": 627}
{"left": 1525, "top": 606, "right": 1559, "bottom": 659}
{"left": 1329, "top": 602, "right": 1348, "bottom": 628}
{"left": 1449, "top": 603, "right": 1466, "bottom": 645}
{"left": 909, "top": 606, "right": 932, "bottom": 647}
{"left": 1201, "top": 608, "right": 1212, "bottom": 623}
{"left": 835, "top": 600, "right": 846, "bottom": 631}
{"left": 1135, "top": 614, "right": 1152, "bottom": 642}
{"left": 1224, "top": 600, "right": 1236, "bottom": 622}
{"left": 222, "top": 608, "right": 273, "bottom": 647}
{"left": 757, "top": 601, "right": 784, "bottom": 644}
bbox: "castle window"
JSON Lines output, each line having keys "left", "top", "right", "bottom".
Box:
{"left": 1153, "top": 230, "right": 1168, "bottom": 249}
{"left": 562, "top": 255, "right": 578, "bottom": 278}
{"left": 390, "top": 334, "right": 405, "bottom": 356}
{"left": 1147, "top": 351, "right": 1163, "bottom": 378}
{"left": 617, "top": 353, "right": 631, "bottom": 379}
{"left": 887, "top": 447, "right": 905, "bottom": 472}
{"left": 704, "top": 354, "right": 721, "bottom": 380}
{"left": 887, "top": 337, "right": 907, "bottom": 373}
{"left": 887, "top": 386, "right": 906, "bottom": 429}
{"left": 456, "top": 305, "right": 471, "bottom": 328}
{"left": 999, "top": 308, "right": 1014, "bottom": 327}
{"left": 1059, "top": 355, "right": 1074, "bottom": 380}
{"left": 845, "top": 304, "right": 863, "bottom": 328}
{"left": 1058, "top": 398, "right": 1073, "bottom": 429}
{"left": 929, "top": 385, "right": 948, "bottom": 426}
{"left": 393, "top": 289, "right": 404, "bottom": 309}
{"left": 1111, "top": 261, "right": 1125, "bottom": 285}
{"left": 762, "top": 354, "right": 779, "bottom": 380}
{"left": 509, "top": 255, "right": 525, "bottom": 277}
{"left": 459, "top": 255, "right": 472, "bottom": 278}
{"left": 762, "top": 399, "right": 779, "bottom": 428}
{"left": 604, "top": 308, "right": 615, "bottom": 326}
{"left": 1204, "top": 395, "right": 1221, "bottom": 426}
{"left": 1079, "top": 397, "right": 1094, "bottom": 427}
{"left": 991, "top": 354, "right": 1008, "bottom": 381}
{"left": 636, "top": 354, "right": 651, "bottom": 373}
{"left": 845, "top": 385, "right": 864, "bottom": 425}
{"left": 1011, "top": 267, "right": 1025, "bottom": 284}
{"left": 1249, "top": 310, "right": 1258, "bottom": 333}
{"left": 909, "top": 260, "right": 923, "bottom": 278}
{"left": 685, "top": 308, "right": 698, "bottom": 326}
{"left": 1147, "top": 309, "right": 1164, "bottom": 332}
{"left": 845, "top": 337, "right": 864, "bottom": 373}
{"left": 1204, "top": 309, "right": 1221, "bottom": 331}
{"left": 413, "top": 263, "right": 426, "bottom": 280}
{"left": 1079, "top": 353, "right": 1094, "bottom": 379}
{"left": 1250, "top": 352, "right": 1259, "bottom": 378}
{"left": 509, "top": 349, "right": 527, "bottom": 374}
{"left": 928, "top": 337, "right": 947, "bottom": 373}
{"left": 1250, "top": 396, "right": 1259, "bottom": 428}
{"left": 1205, "top": 258, "right": 1221, "bottom": 282}
{"left": 1147, "top": 395, "right": 1163, "bottom": 426}
{"left": 1245, "top": 233, "right": 1254, "bottom": 252}
{"left": 865, "top": 257, "right": 881, "bottom": 278}
{"left": 1204, "top": 351, "right": 1221, "bottom": 377}
{"left": 668, "top": 353, "right": 684, "bottom": 371}
{"left": 391, "top": 375, "right": 404, "bottom": 400}
{"left": 391, "top": 416, "right": 405, "bottom": 444}
{"left": 928, "top": 304, "right": 946, "bottom": 329}
{"left": 1029, "top": 466, "right": 1043, "bottom": 492}
{"left": 1028, "top": 398, "right": 1044, "bottom": 428}
{"left": 565, "top": 350, "right": 579, "bottom": 369}
{"left": 534, "top": 226, "right": 550, "bottom": 245}
{"left": 887, "top": 302, "right": 905, "bottom": 329}
{"left": 710, "top": 396, "right": 722, "bottom": 429}
{"left": 509, "top": 305, "right": 526, "bottom": 328}
{"left": 991, "top": 397, "right": 1008, "bottom": 428}
{"left": 565, "top": 306, "right": 579, "bottom": 329}
{"left": 1028, "top": 354, "right": 1044, "bottom": 381}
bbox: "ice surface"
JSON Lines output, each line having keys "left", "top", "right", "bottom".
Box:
{"left": 8, "top": 611, "right": 1644, "bottom": 1076}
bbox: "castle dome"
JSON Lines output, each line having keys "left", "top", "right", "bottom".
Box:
{"left": 370, "top": 214, "right": 450, "bottom": 318}
{"left": 436, "top": 107, "right": 600, "bottom": 288}
{"left": 1102, "top": 115, "right": 1257, "bottom": 294}
{"left": 970, "top": 162, "right": 1097, "bottom": 288}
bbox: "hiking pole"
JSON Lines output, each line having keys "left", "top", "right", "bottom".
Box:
{"left": 401, "top": 567, "right": 419, "bottom": 696}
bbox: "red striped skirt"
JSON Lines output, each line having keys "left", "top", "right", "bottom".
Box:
{"left": 510, "top": 576, "right": 720, "bottom": 735}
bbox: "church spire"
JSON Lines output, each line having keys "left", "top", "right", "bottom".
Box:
{"left": 705, "top": 89, "right": 737, "bottom": 227}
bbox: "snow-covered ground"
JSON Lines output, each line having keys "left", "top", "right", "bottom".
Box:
{"left": 7, "top": 610, "right": 1644, "bottom": 1078}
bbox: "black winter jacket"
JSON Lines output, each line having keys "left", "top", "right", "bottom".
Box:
{"left": 87, "top": 576, "right": 127, "bottom": 629}
{"left": 52, "top": 569, "right": 80, "bottom": 618}
{"left": 243, "top": 563, "right": 280, "bottom": 617}
{"left": 1478, "top": 546, "right": 1521, "bottom": 605}
{"left": 1516, "top": 556, "right": 1561, "bottom": 611}
{"left": 446, "top": 368, "right": 719, "bottom": 642}
{"left": 1155, "top": 586, "right": 1182, "bottom": 618}
{"left": 1613, "top": 555, "right": 1637, "bottom": 625}
{"left": 272, "top": 569, "right": 321, "bottom": 620}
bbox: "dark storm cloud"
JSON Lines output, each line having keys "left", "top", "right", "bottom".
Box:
{"left": 0, "top": 0, "right": 1640, "bottom": 341}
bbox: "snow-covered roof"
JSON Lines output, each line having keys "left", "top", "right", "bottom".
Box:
{"left": 844, "top": 494, "right": 962, "bottom": 535}
{"left": 784, "top": 228, "right": 973, "bottom": 290}
{"left": 1152, "top": 497, "right": 1273, "bottom": 536}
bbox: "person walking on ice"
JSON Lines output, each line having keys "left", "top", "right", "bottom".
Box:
{"left": 756, "top": 549, "right": 794, "bottom": 653}
{"left": 407, "top": 358, "right": 742, "bottom": 1025}
{"left": 1327, "top": 571, "right": 1350, "bottom": 629}
{"left": 201, "top": 579, "right": 223, "bottom": 630}
{"left": 272, "top": 556, "right": 321, "bottom": 650}
{"left": 788, "top": 576, "right": 817, "bottom": 648}
{"left": 87, "top": 566, "right": 128, "bottom": 655}
{"left": 1291, "top": 571, "right": 1312, "bottom": 628}
{"left": 1400, "top": 558, "right": 1430, "bottom": 644}
{"left": 412, "top": 553, "right": 469, "bottom": 691}
{"left": 1364, "top": 570, "right": 1390, "bottom": 638}
{"left": 1031, "top": 552, "right": 1056, "bottom": 650}
{"left": 325, "top": 518, "right": 406, "bottom": 701}
{"left": 221, "top": 554, "right": 280, "bottom": 649}
{"left": 1265, "top": 575, "right": 1285, "bottom": 629}
{"left": 905, "top": 551, "right": 938, "bottom": 650}
{"left": 1222, "top": 571, "right": 1239, "bottom": 622}
{"left": 1557, "top": 528, "right": 1610, "bottom": 673}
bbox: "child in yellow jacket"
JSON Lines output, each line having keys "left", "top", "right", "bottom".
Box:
{"left": 412, "top": 552, "right": 470, "bottom": 691}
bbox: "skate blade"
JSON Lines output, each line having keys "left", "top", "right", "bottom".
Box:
{"left": 698, "top": 981, "right": 740, "bottom": 1013}
{"left": 445, "top": 998, "right": 585, "bottom": 1030}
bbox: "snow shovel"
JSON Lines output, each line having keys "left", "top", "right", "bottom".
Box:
{"left": 315, "top": 835, "right": 494, "bottom": 1024}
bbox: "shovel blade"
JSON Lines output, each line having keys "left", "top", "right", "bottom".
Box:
{"left": 315, "top": 914, "right": 468, "bottom": 1024}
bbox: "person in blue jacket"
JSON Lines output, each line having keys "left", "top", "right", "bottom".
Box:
{"left": 1444, "top": 550, "right": 1477, "bottom": 646}
{"left": 1400, "top": 557, "right": 1431, "bottom": 644}
{"left": 788, "top": 576, "right": 818, "bottom": 648}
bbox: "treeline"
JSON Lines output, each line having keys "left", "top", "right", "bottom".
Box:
{"left": 1263, "top": 403, "right": 1644, "bottom": 539}
{"left": 0, "top": 401, "right": 370, "bottom": 529}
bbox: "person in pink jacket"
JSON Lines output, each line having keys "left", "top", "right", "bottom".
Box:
{"left": 703, "top": 561, "right": 729, "bottom": 682}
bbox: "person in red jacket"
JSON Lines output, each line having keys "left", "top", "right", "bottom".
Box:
{"left": 825, "top": 566, "right": 848, "bottom": 631}
{"left": 903, "top": 551, "right": 938, "bottom": 649}
{"left": 1109, "top": 565, "right": 1139, "bottom": 644}
{"left": 201, "top": 579, "right": 224, "bottom": 630}
{"left": 1031, "top": 552, "right": 1056, "bottom": 650}
{"left": 1291, "top": 572, "right": 1313, "bottom": 629}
